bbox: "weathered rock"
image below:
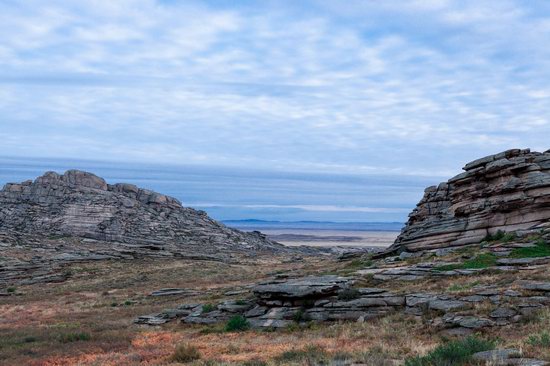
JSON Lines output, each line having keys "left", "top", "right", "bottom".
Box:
{"left": 490, "top": 307, "right": 517, "bottom": 318}
{"left": 381, "top": 149, "right": 550, "bottom": 254}
{"left": 472, "top": 349, "right": 521, "bottom": 362}
{"left": 518, "top": 281, "right": 550, "bottom": 292}
{"left": 150, "top": 288, "right": 199, "bottom": 297}
{"left": 253, "top": 275, "right": 353, "bottom": 300}
{"left": 0, "top": 170, "right": 288, "bottom": 260}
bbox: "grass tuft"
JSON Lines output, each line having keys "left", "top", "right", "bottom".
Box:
{"left": 58, "top": 332, "right": 91, "bottom": 343}
{"left": 337, "top": 288, "right": 361, "bottom": 301}
{"left": 274, "top": 345, "right": 327, "bottom": 364}
{"left": 510, "top": 239, "right": 550, "bottom": 258}
{"left": 527, "top": 331, "right": 550, "bottom": 347}
{"left": 201, "top": 304, "right": 217, "bottom": 313}
{"left": 434, "top": 253, "right": 497, "bottom": 271}
{"left": 405, "top": 336, "right": 494, "bottom": 366}
{"left": 171, "top": 343, "right": 201, "bottom": 363}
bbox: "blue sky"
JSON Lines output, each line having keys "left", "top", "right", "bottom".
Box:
{"left": 1, "top": 0, "right": 549, "bottom": 222}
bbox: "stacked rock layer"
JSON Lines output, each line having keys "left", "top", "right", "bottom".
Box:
{"left": 0, "top": 170, "right": 284, "bottom": 256}
{"left": 387, "top": 149, "right": 550, "bottom": 253}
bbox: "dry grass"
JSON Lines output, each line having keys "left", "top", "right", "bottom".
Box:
{"left": 2, "top": 253, "right": 550, "bottom": 365}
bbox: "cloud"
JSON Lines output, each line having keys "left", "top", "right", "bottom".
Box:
{"left": 0, "top": 0, "right": 549, "bottom": 179}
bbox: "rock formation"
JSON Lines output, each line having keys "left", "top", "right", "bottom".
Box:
{"left": 0, "top": 170, "right": 285, "bottom": 256}
{"left": 386, "top": 148, "right": 550, "bottom": 254}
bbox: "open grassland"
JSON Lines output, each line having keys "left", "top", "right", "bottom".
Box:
{"left": 2, "top": 249, "right": 550, "bottom": 365}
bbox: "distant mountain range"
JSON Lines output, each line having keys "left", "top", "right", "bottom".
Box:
{"left": 222, "top": 219, "right": 404, "bottom": 232}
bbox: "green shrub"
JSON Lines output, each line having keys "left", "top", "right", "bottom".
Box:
{"left": 337, "top": 288, "right": 361, "bottom": 301}
{"left": 6, "top": 287, "right": 16, "bottom": 293}
{"left": 405, "top": 336, "right": 494, "bottom": 366}
{"left": 224, "top": 315, "right": 250, "bottom": 332}
{"left": 124, "top": 300, "right": 133, "bottom": 306}
{"left": 171, "top": 343, "right": 201, "bottom": 363}
{"left": 291, "top": 309, "right": 311, "bottom": 323}
{"left": 527, "top": 331, "right": 550, "bottom": 347}
{"left": 201, "top": 304, "right": 217, "bottom": 313}
{"left": 510, "top": 239, "right": 550, "bottom": 258}
{"left": 235, "top": 299, "right": 248, "bottom": 305}
{"left": 59, "top": 332, "right": 91, "bottom": 343}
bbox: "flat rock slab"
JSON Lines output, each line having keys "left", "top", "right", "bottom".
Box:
{"left": 472, "top": 349, "right": 549, "bottom": 366}
{"left": 497, "top": 257, "right": 550, "bottom": 266}
{"left": 150, "top": 288, "right": 199, "bottom": 296}
{"left": 253, "top": 275, "right": 353, "bottom": 299}
{"left": 518, "top": 281, "right": 550, "bottom": 292}
{"left": 472, "top": 349, "right": 521, "bottom": 362}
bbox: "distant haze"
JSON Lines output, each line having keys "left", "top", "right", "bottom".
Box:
{"left": 1, "top": 156, "right": 430, "bottom": 222}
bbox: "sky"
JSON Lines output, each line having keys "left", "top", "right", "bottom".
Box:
{"left": 1, "top": 0, "right": 550, "bottom": 222}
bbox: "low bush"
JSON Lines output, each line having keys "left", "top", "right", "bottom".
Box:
{"left": 201, "top": 304, "right": 217, "bottom": 313}
{"left": 171, "top": 343, "right": 201, "bottom": 363}
{"left": 405, "top": 336, "right": 494, "bottom": 366}
{"left": 6, "top": 287, "right": 16, "bottom": 293}
{"left": 224, "top": 315, "right": 250, "bottom": 332}
{"left": 59, "top": 332, "right": 91, "bottom": 343}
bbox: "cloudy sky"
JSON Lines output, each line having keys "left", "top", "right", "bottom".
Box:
{"left": 1, "top": 0, "right": 549, "bottom": 222}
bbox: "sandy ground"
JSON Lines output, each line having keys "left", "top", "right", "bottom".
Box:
{"left": 261, "top": 229, "right": 398, "bottom": 248}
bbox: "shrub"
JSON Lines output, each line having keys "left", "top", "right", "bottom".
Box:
{"left": 6, "top": 287, "right": 16, "bottom": 293}
{"left": 171, "top": 343, "right": 201, "bottom": 363}
{"left": 59, "top": 332, "right": 91, "bottom": 343}
{"left": 235, "top": 299, "right": 248, "bottom": 305}
{"left": 124, "top": 300, "right": 133, "bottom": 306}
{"left": 201, "top": 304, "right": 216, "bottom": 313}
{"left": 225, "top": 315, "right": 250, "bottom": 332}
{"left": 405, "top": 336, "right": 495, "bottom": 366}
{"left": 527, "top": 331, "right": 550, "bottom": 347}
{"left": 292, "top": 309, "right": 311, "bottom": 323}
{"left": 337, "top": 288, "right": 361, "bottom": 301}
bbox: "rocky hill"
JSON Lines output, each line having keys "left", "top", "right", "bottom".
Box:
{"left": 385, "top": 148, "right": 550, "bottom": 255}
{"left": 0, "top": 170, "right": 286, "bottom": 257}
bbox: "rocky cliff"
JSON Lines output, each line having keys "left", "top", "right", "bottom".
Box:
{"left": 0, "top": 170, "right": 284, "bottom": 256}
{"left": 386, "top": 148, "right": 550, "bottom": 254}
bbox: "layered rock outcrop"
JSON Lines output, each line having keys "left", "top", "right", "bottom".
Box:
{"left": 386, "top": 149, "right": 550, "bottom": 254}
{"left": 0, "top": 170, "right": 285, "bottom": 256}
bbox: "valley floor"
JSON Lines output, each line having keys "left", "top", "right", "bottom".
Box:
{"left": 2, "top": 244, "right": 550, "bottom": 365}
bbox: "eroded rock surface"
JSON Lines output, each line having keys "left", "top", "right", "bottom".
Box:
{"left": 386, "top": 149, "right": 550, "bottom": 254}
{"left": 0, "top": 170, "right": 285, "bottom": 256}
